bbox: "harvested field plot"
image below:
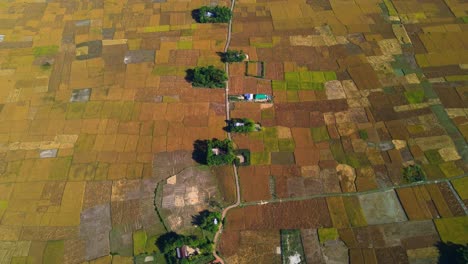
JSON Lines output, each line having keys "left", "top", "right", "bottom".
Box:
{"left": 220, "top": 230, "right": 281, "bottom": 264}
{"left": 225, "top": 199, "right": 332, "bottom": 230}
{"left": 358, "top": 190, "right": 407, "bottom": 225}
{"left": 160, "top": 166, "right": 221, "bottom": 231}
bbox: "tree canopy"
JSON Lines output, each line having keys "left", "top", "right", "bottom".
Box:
{"left": 402, "top": 164, "right": 426, "bottom": 183}
{"left": 222, "top": 50, "right": 246, "bottom": 63}
{"left": 436, "top": 241, "right": 468, "bottom": 264}
{"left": 189, "top": 66, "right": 227, "bottom": 88}
{"left": 196, "top": 6, "right": 232, "bottom": 23}
{"left": 228, "top": 118, "right": 258, "bottom": 133}
{"left": 155, "top": 231, "right": 214, "bottom": 264}
{"left": 192, "top": 210, "right": 222, "bottom": 233}
{"left": 206, "top": 138, "right": 235, "bottom": 166}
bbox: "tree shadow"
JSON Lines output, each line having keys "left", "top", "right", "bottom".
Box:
{"left": 222, "top": 119, "right": 231, "bottom": 132}
{"left": 155, "top": 231, "right": 181, "bottom": 253}
{"left": 185, "top": 68, "right": 195, "bottom": 83}
{"left": 216, "top": 51, "right": 227, "bottom": 63}
{"left": 192, "top": 139, "right": 208, "bottom": 164}
{"left": 191, "top": 209, "right": 211, "bottom": 226}
{"left": 191, "top": 9, "right": 201, "bottom": 23}
{"left": 436, "top": 241, "right": 468, "bottom": 264}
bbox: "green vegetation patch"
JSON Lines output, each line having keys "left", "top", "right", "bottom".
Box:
{"left": 407, "top": 125, "right": 425, "bottom": 134}
{"left": 435, "top": 217, "right": 468, "bottom": 244}
{"left": 311, "top": 126, "right": 330, "bottom": 142}
{"left": 133, "top": 230, "right": 148, "bottom": 255}
{"left": 206, "top": 139, "right": 236, "bottom": 166}
{"left": 324, "top": 71, "right": 338, "bottom": 81}
{"left": 43, "top": 240, "right": 64, "bottom": 264}
{"left": 222, "top": 50, "right": 246, "bottom": 63}
{"left": 300, "top": 82, "right": 324, "bottom": 90}
{"left": 250, "top": 41, "right": 274, "bottom": 48}
{"left": 177, "top": 41, "right": 193, "bottom": 50}
{"left": 190, "top": 66, "right": 227, "bottom": 88}
{"left": 278, "top": 139, "right": 295, "bottom": 152}
{"left": 425, "top": 149, "right": 444, "bottom": 164}
{"left": 250, "top": 152, "right": 271, "bottom": 165}
{"left": 445, "top": 75, "right": 468, "bottom": 82}
{"left": 318, "top": 228, "right": 339, "bottom": 244}
{"left": 196, "top": 6, "right": 232, "bottom": 23}
{"left": 452, "top": 178, "right": 468, "bottom": 200}
{"left": 155, "top": 231, "right": 215, "bottom": 263}
{"left": 286, "top": 91, "right": 300, "bottom": 102}
{"left": 286, "top": 81, "right": 301, "bottom": 90}
{"left": 285, "top": 72, "right": 301, "bottom": 82}
{"left": 194, "top": 210, "right": 221, "bottom": 233}
{"left": 33, "top": 45, "right": 59, "bottom": 57}
{"left": 330, "top": 139, "right": 347, "bottom": 164}
{"left": 439, "top": 162, "right": 464, "bottom": 178}
{"left": 358, "top": 129, "right": 368, "bottom": 140}
{"left": 280, "top": 229, "right": 306, "bottom": 264}
{"left": 145, "top": 235, "right": 160, "bottom": 254}
{"left": 263, "top": 126, "right": 278, "bottom": 139}
{"left": 144, "top": 25, "right": 170, "bottom": 32}
{"left": 272, "top": 80, "right": 287, "bottom": 90}
{"left": 403, "top": 164, "right": 426, "bottom": 182}
{"left": 264, "top": 138, "right": 279, "bottom": 152}
{"left": 280, "top": 71, "right": 332, "bottom": 91}
{"left": 0, "top": 200, "right": 8, "bottom": 218}
{"left": 343, "top": 197, "right": 368, "bottom": 227}
{"left": 309, "top": 71, "right": 326, "bottom": 83}
{"left": 405, "top": 89, "right": 425, "bottom": 104}
{"left": 345, "top": 153, "right": 370, "bottom": 168}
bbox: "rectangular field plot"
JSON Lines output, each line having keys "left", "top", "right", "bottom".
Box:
{"left": 280, "top": 229, "right": 306, "bottom": 264}
{"left": 358, "top": 190, "right": 407, "bottom": 225}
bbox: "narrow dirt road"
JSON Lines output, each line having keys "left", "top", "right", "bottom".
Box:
{"left": 212, "top": 0, "right": 239, "bottom": 263}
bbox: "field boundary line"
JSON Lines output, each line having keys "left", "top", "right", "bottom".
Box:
{"left": 240, "top": 173, "right": 468, "bottom": 210}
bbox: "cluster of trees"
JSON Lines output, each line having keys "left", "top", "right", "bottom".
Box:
{"left": 189, "top": 66, "right": 227, "bottom": 88}
{"left": 436, "top": 241, "right": 468, "bottom": 264}
{"left": 193, "top": 210, "right": 222, "bottom": 233}
{"left": 228, "top": 118, "right": 258, "bottom": 133}
{"left": 206, "top": 139, "right": 236, "bottom": 166}
{"left": 403, "top": 164, "right": 426, "bottom": 183}
{"left": 156, "top": 232, "right": 213, "bottom": 264}
{"left": 196, "top": 6, "right": 232, "bottom": 23}
{"left": 222, "top": 50, "right": 246, "bottom": 63}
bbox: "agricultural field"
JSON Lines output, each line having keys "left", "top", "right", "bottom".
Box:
{"left": 0, "top": 0, "right": 467, "bottom": 263}
{"left": 0, "top": 0, "right": 233, "bottom": 262}
{"left": 221, "top": 0, "right": 468, "bottom": 262}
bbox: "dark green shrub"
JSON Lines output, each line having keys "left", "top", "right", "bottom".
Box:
{"left": 228, "top": 118, "right": 258, "bottom": 133}
{"left": 403, "top": 164, "right": 426, "bottom": 183}
{"left": 222, "top": 50, "right": 246, "bottom": 63}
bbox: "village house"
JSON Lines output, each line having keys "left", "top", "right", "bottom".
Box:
{"left": 176, "top": 245, "right": 199, "bottom": 259}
